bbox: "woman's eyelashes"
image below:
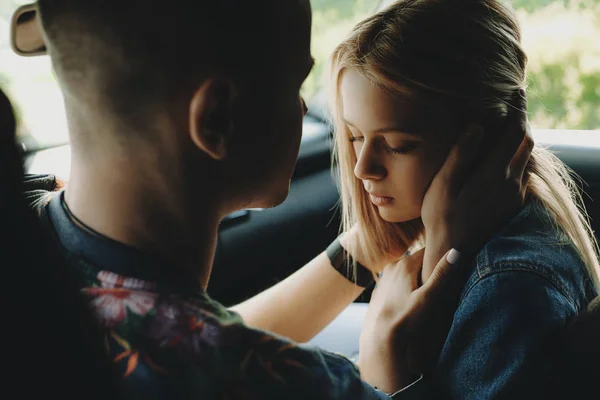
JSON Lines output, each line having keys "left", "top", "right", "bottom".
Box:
{"left": 383, "top": 142, "right": 417, "bottom": 155}
{"left": 349, "top": 135, "right": 418, "bottom": 155}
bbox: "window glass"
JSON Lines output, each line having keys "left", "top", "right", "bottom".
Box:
{"left": 1, "top": 0, "right": 598, "bottom": 151}
{"left": 1, "top": 1, "right": 66, "bottom": 146}
{"left": 374, "top": 0, "right": 600, "bottom": 130}
{"left": 302, "top": 0, "right": 381, "bottom": 99}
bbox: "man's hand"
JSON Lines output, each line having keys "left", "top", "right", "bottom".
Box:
{"left": 421, "top": 89, "right": 534, "bottom": 280}
{"left": 358, "top": 248, "right": 464, "bottom": 393}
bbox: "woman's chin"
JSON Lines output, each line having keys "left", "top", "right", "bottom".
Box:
{"left": 377, "top": 207, "right": 420, "bottom": 224}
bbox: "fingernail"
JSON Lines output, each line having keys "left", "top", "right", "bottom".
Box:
{"left": 446, "top": 248, "right": 461, "bottom": 265}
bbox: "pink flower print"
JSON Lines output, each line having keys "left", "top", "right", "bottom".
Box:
{"left": 85, "top": 287, "right": 158, "bottom": 328}
{"left": 97, "top": 270, "right": 156, "bottom": 291}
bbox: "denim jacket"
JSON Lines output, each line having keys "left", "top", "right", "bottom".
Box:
{"left": 436, "top": 198, "right": 598, "bottom": 399}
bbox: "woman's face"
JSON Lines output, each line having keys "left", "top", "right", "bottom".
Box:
{"left": 340, "top": 69, "right": 459, "bottom": 223}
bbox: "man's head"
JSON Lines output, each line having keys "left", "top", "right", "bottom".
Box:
{"left": 38, "top": 0, "right": 313, "bottom": 215}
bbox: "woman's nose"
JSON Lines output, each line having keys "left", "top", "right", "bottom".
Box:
{"left": 354, "top": 141, "right": 387, "bottom": 181}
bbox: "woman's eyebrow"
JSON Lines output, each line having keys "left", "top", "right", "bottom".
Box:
{"left": 343, "top": 119, "right": 421, "bottom": 136}
{"left": 372, "top": 127, "right": 421, "bottom": 136}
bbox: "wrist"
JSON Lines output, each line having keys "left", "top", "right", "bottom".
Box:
{"left": 338, "top": 241, "right": 373, "bottom": 275}
{"left": 359, "top": 330, "right": 418, "bottom": 393}
{"left": 358, "top": 352, "right": 417, "bottom": 393}
{"left": 327, "top": 236, "right": 375, "bottom": 288}
{"left": 378, "top": 368, "right": 420, "bottom": 394}
{"left": 424, "top": 225, "right": 453, "bottom": 254}
{"left": 339, "top": 229, "right": 389, "bottom": 273}
{"left": 384, "top": 374, "right": 425, "bottom": 398}
{"left": 424, "top": 222, "right": 452, "bottom": 247}
{"left": 339, "top": 230, "right": 367, "bottom": 266}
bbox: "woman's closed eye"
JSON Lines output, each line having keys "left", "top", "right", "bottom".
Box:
{"left": 383, "top": 140, "right": 419, "bottom": 155}
{"left": 349, "top": 135, "right": 419, "bottom": 155}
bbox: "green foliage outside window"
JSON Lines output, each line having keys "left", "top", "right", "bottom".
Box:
{"left": 0, "top": 0, "right": 598, "bottom": 144}
{"left": 306, "top": 0, "right": 600, "bottom": 130}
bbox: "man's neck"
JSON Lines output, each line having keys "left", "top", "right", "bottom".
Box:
{"left": 65, "top": 157, "right": 220, "bottom": 289}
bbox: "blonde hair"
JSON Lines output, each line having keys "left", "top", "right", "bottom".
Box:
{"left": 329, "top": 0, "right": 600, "bottom": 287}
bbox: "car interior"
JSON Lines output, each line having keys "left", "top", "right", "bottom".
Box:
{"left": 9, "top": 1, "right": 600, "bottom": 307}
{"left": 3, "top": 0, "right": 600, "bottom": 393}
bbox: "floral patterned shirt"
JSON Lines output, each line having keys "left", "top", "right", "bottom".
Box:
{"left": 37, "top": 190, "right": 407, "bottom": 399}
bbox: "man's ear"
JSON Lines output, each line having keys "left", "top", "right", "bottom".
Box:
{"left": 189, "top": 78, "right": 237, "bottom": 161}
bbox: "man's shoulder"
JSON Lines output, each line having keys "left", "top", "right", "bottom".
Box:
{"left": 85, "top": 281, "right": 378, "bottom": 399}
{"left": 20, "top": 174, "right": 384, "bottom": 399}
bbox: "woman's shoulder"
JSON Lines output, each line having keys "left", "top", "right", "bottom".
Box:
{"left": 463, "top": 199, "right": 596, "bottom": 312}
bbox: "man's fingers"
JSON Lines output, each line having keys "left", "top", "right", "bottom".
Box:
{"left": 435, "top": 124, "right": 484, "bottom": 194}
{"left": 419, "top": 249, "right": 469, "bottom": 299}
{"left": 484, "top": 89, "right": 528, "bottom": 173}
{"left": 508, "top": 122, "right": 534, "bottom": 184}
{"left": 384, "top": 247, "right": 425, "bottom": 291}
{"left": 397, "top": 247, "right": 425, "bottom": 276}
{"left": 509, "top": 88, "right": 528, "bottom": 132}
{"left": 423, "top": 249, "right": 459, "bottom": 287}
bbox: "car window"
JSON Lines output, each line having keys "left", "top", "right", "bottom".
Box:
{"left": 375, "top": 0, "right": 600, "bottom": 131}
{"left": 302, "top": 0, "right": 382, "bottom": 100}
{"left": 0, "top": 0, "right": 598, "bottom": 152}
{"left": 1, "top": 1, "right": 67, "bottom": 148}
{"left": 1, "top": 0, "right": 382, "bottom": 149}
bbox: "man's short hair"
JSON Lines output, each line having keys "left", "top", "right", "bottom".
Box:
{"left": 38, "top": 0, "right": 280, "bottom": 117}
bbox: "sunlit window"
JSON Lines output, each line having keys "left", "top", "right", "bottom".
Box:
{"left": 302, "top": 0, "right": 381, "bottom": 99}
{"left": 0, "top": 0, "right": 598, "bottom": 151}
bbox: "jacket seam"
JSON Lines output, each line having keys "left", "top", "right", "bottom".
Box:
{"left": 462, "top": 262, "right": 577, "bottom": 310}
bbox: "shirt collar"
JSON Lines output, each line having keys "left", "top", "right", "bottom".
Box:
{"left": 46, "top": 191, "right": 204, "bottom": 294}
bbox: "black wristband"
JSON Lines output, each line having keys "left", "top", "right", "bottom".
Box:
{"left": 326, "top": 237, "right": 375, "bottom": 288}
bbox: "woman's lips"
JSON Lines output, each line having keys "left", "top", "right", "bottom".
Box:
{"left": 369, "top": 194, "right": 394, "bottom": 206}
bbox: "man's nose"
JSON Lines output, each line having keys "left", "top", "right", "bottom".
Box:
{"left": 354, "top": 141, "right": 386, "bottom": 181}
